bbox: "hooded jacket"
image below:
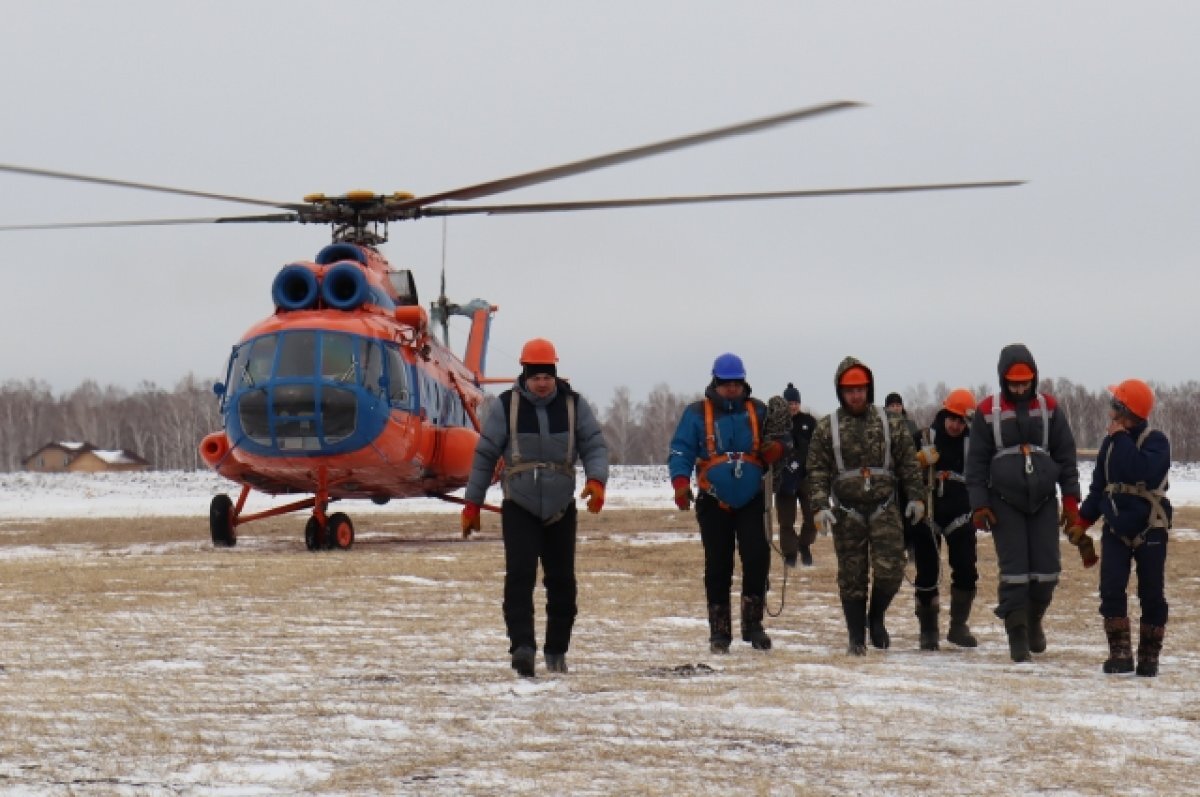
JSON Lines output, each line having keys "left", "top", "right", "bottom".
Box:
{"left": 668, "top": 381, "right": 769, "bottom": 509}
{"left": 965, "top": 344, "right": 1080, "bottom": 513}
{"left": 926, "top": 408, "right": 972, "bottom": 528}
{"left": 806, "top": 356, "right": 924, "bottom": 510}
{"left": 465, "top": 376, "right": 608, "bottom": 521}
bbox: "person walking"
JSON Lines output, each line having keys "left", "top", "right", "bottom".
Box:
{"left": 965, "top": 344, "right": 1081, "bottom": 663}
{"left": 912, "top": 388, "right": 981, "bottom": 650}
{"left": 461, "top": 338, "right": 609, "bottom": 678}
{"left": 669, "top": 353, "right": 784, "bottom": 654}
{"left": 1067, "top": 379, "right": 1172, "bottom": 676}
{"left": 775, "top": 383, "right": 819, "bottom": 567}
{"left": 807, "top": 357, "right": 925, "bottom": 655}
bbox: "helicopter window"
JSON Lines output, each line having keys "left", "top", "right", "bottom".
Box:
{"left": 276, "top": 331, "right": 317, "bottom": 378}
{"left": 321, "top": 333, "right": 360, "bottom": 384}
{"left": 232, "top": 334, "right": 278, "bottom": 390}
{"left": 361, "top": 339, "right": 384, "bottom": 396}
{"left": 418, "top": 371, "right": 441, "bottom": 423}
{"left": 383, "top": 343, "right": 410, "bottom": 406}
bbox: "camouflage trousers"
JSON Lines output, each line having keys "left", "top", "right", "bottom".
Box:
{"left": 831, "top": 502, "right": 906, "bottom": 601}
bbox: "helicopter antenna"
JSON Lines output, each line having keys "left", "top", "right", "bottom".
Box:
{"left": 439, "top": 216, "right": 450, "bottom": 345}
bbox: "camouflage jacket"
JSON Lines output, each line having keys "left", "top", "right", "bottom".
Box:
{"left": 807, "top": 404, "right": 924, "bottom": 510}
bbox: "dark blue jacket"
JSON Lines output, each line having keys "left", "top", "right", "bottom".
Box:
{"left": 668, "top": 385, "right": 768, "bottom": 509}
{"left": 1080, "top": 421, "right": 1172, "bottom": 538}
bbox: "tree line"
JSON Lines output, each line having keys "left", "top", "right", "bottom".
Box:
{"left": 1, "top": 376, "right": 1198, "bottom": 471}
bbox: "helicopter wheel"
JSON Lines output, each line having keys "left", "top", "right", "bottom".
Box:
{"left": 209, "top": 494, "right": 237, "bottom": 548}
{"left": 327, "top": 513, "right": 355, "bottom": 550}
{"left": 304, "top": 516, "right": 325, "bottom": 551}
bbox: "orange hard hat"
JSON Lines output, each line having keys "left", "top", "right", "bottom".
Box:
{"left": 1108, "top": 378, "right": 1154, "bottom": 420}
{"left": 838, "top": 366, "right": 871, "bottom": 387}
{"left": 942, "top": 388, "right": 977, "bottom": 419}
{"left": 1004, "top": 362, "right": 1036, "bottom": 381}
{"left": 519, "top": 338, "right": 559, "bottom": 365}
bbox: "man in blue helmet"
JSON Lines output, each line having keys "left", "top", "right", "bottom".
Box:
{"left": 668, "top": 353, "right": 786, "bottom": 654}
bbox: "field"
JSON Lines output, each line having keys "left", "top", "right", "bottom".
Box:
{"left": 1, "top": 508, "right": 1198, "bottom": 795}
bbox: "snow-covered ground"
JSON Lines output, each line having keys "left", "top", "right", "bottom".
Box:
{"left": 2, "top": 462, "right": 1199, "bottom": 519}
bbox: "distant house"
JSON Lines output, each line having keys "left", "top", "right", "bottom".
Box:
{"left": 23, "top": 441, "right": 150, "bottom": 473}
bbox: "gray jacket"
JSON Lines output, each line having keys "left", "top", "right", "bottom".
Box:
{"left": 464, "top": 377, "right": 609, "bottom": 521}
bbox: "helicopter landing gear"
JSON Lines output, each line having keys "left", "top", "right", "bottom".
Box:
{"left": 304, "top": 516, "right": 325, "bottom": 551}
{"left": 327, "top": 513, "right": 355, "bottom": 550}
{"left": 210, "top": 494, "right": 237, "bottom": 548}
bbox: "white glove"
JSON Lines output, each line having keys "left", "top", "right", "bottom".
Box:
{"left": 815, "top": 508, "right": 837, "bottom": 536}
{"left": 905, "top": 500, "right": 925, "bottom": 524}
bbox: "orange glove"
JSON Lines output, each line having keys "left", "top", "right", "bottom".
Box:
{"left": 759, "top": 440, "right": 785, "bottom": 465}
{"left": 972, "top": 507, "right": 997, "bottom": 532}
{"left": 916, "top": 445, "right": 940, "bottom": 468}
{"left": 580, "top": 479, "right": 605, "bottom": 513}
{"left": 672, "top": 476, "right": 694, "bottom": 511}
{"left": 461, "top": 502, "right": 481, "bottom": 537}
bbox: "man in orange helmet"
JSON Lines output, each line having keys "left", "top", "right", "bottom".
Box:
{"left": 461, "top": 337, "right": 609, "bottom": 678}
{"left": 911, "top": 388, "right": 980, "bottom": 650}
{"left": 965, "top": 344, "right": 1081, "bottom": 663}
{"left": 806, "top": 357, "right": 925, "bottom": 655}
{"left": 1067, "top": 379, "right": 1172, "bottom": 676}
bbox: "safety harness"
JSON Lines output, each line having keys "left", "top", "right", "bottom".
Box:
{"left": 696, "top": 398, "right": 763, "bottom": 493}
{"left": 502, "top": 388, "right": 576, "bottom": 487}
{"left": 1102, "top": 426, "right": 1171, "bottom": 548}
{"left": 989, "top": 392, "right": 1049, "bottom": 475}
{"left": 829, "top": 405, "right": 895, "bottom": 523}
{"left": 925, "top": 426, "right": 972, "bottom": 536}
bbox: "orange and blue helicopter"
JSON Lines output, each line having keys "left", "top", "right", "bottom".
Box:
{"left": 0, "top": 101, "right": 1021, "bottom": 550}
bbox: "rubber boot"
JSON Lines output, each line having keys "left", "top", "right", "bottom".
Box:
{"left": 946, "top": 587, "right": 978, "bottom": 648}
{"left": 842, "top": 598, "right": 868, "bottom": 656}
{"left": 1102, "top": 617, "right": 1133, "bottom": 674}
{"left": 1004, "top": 609, "right": 1031, "bottom": 663}
{"left": 707, "top": 603, "right": 732, "bottom": 654}
{"left": 511, "top": 645, "right": 536, "bottom": 678}
{"left": 1136, "top": 622, "right": 1165, "bottom": 677}
{"left": 916, "top": 596, "right": 940, "bottom": 651}
{"left": 1028, "top": 601, "right": 1049, "bottom": 654}
{"left": 868, "top": 587, "right": 897, "bottom": 649}
{"left": 740, "top": 594, "right": 772, "bottom": 650}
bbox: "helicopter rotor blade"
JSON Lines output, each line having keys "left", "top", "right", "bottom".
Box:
{"left": 0, "top": 213, "right": 301, "bottom": 231}
{"left": 394, "top": 101, "right": 863, "bottom": 210}
{"left": 419, "top": 180, "right": 1026, "bottom": 216}
{"left": 0, "top": 164, "right": 308, "bottom": 211}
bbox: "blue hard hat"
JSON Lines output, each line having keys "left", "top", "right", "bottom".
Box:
{"left": 711, "top": 353, "right": 747, "bottom": 380}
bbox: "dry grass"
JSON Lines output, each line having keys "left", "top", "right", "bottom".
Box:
{"left": 0, "top": 509, "right": 1197, "bottom": 795}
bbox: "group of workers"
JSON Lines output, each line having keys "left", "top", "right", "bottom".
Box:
{"left": 461, "top": 339, "right": 1172, "bottom": 681}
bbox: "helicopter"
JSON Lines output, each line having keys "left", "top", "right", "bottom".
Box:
{"left": 0, "top": 101, "right": 1022, "bottom": 551}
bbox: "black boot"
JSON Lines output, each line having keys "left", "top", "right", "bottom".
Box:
{"left": 842, "top": 598, "right": 868, "bottom": 656}
{"left": 740, "top": 595, "right": 772, "bottom": 650}
{"left": 946, "top": 587, "right": 978, "bottom": 648}
{"left": 1136, "top": 622, "right": 1165, "bottom": 677}
{"left": 916, "top": 596, "right": 940, "bottom": 651}
{"left": 1005, "top": 609, "right": 1031, "bottom": 663}
{"left": 868, "top": 587, "right": 896, "bottom": 649}
{"left": 1102, "top": 616, "right": 1133, "bottom": 674}
{"left": 1028, "top": 601, "right": 1049, "bottom": 654}
{"left": 511, "top": 645, "right": 536, "bottom": 678}
{"left": 707, "top": 603, "right": 732, "bottom": 654}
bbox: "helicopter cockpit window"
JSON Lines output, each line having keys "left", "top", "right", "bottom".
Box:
{"left": 229, "top": 334, "right": 278, "bottom": 392}
{"left": 383, "top": 344, "right": 410, "bottom": 406}
{"left": 360, "top": 339, "right": 384, "bottom": 396}
{"left": 321, "top": 333, "right": 359, "bottom": 384}
{"left": 276, "top": 331, "right": 318, "bottom": 378}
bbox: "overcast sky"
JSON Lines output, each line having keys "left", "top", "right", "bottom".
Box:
{"left": 2, "top": 2, "right": 1197, "bottom": 413}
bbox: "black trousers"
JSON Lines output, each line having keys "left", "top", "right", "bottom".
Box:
{"left": 1100, "top": 526, "right": 1168, "bottom": 626}
{"left": 501, "top": 500, "right": 578, "bottom": 655}
{"left": 906, "top": 520, "right": 979, "bottom": 603}
{"left": 696, "top": 492, "right": 770, "bottom": 606}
